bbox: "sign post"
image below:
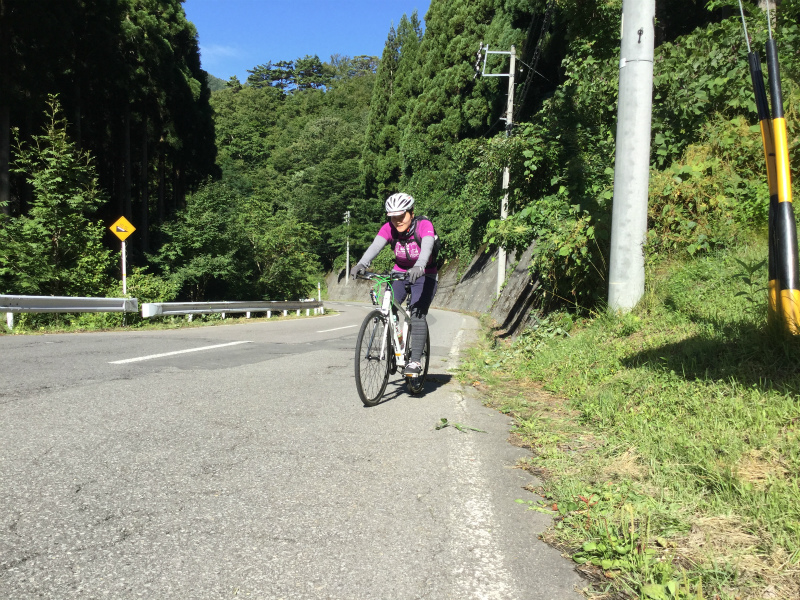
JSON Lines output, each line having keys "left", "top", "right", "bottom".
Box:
{"left": 122, "top": 240, "right": 127, "bottom": 294}
{"left": 109, "top": 216, "right": 136, "bottom": 295}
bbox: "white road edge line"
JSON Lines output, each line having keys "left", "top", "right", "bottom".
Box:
{"left": 109, "top": 341, "right": 253, "bottom": 364}
{"left": 449, "top": 317, "right": 517, "bottom": 599}
{"left": 449, "top": 321, "right": 466, "bottom": 360}
{"left": 317, "top": 324, "right": 359, "bottom": 333}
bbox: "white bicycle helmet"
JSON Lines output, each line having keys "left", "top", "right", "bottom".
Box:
{"left": 385, "top": 192, "right": 415, "bottom": 216}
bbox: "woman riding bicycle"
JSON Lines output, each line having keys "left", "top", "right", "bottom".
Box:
{"left": 350, "top": 192, "right": 438, "bottom": 376}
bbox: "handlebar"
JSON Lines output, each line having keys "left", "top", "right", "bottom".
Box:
{"left": 355, "top": 271, "right": 408, "bottom": 282}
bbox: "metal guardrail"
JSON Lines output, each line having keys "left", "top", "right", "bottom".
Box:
{"left": 0, "top": 295, "right": 324, "bottom": 330}
{"left": 141, "top": 300, "right": 324, "bottom": 319}
{"left": 1, "top": 295, "right": 138, "bottom": 313}
{"left": 1, "top": 295, "right": 139, "bottom": 330}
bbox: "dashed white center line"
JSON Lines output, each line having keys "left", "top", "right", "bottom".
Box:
{"left": 317, "top": 324, "right": 359, "bottom": 333}
{"left": 109, "top": 341, "right": 253, "bottom": 364}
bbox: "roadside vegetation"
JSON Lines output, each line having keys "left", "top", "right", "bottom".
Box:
{"left": 460, "top": 235, "right": 800, "bottom": 599}
{"left": 448, "top": 5, "right": 800, "bottom": 597}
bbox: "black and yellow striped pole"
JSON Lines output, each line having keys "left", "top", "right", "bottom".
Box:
{"left": 750, "top": 52, "right": 782, "bottom": 328}
{"left": 739, "top": 0, "right": 799, "bottom": 333}
{"left": 766, "top": 20, "right": 800, "bottom": 333}
{"left": 746, "top": 48, "right": 780, "bottom": 325}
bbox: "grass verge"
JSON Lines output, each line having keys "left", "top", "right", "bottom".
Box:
{"left": 459, "top": 239, "right": 800, "bottom": 600}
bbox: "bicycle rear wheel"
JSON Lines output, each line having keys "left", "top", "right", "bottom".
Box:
{"left": 405, "top": 330, "right": 430, "bottom": 395}
{"left": 355, "top": 310, "right": 391, "bottom": 406}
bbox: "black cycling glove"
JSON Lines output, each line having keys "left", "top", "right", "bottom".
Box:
{"left": 407, "top": 266, "right": 425, "bottom": 284}
{"left": 351, "top": 263, "right": 367, "bottom": 279}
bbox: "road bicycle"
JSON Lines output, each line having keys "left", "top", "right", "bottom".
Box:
{"left": 354, "top": 271, "right": 430, "bottom": 406}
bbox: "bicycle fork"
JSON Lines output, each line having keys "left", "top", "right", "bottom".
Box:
{"left": 374, "top": 316, "right": 407, "bottom": 368}
{"left": 370, "top": 287, "right": 410, "bottom": 368}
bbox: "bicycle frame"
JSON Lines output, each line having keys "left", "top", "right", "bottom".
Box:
{"left": 366, "top": 275, "right": 411, "bottom": 368}
{"left": 354, "top": 270, "right": 429, "bottom": 405}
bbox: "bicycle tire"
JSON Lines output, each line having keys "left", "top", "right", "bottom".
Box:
{"left": 354, "top": 309, "right": 391, "bottom": 406}
{"left": 405, "top": 330, "right": 430, "bottom": 395}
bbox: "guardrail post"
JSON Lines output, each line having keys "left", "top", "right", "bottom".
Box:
{"left": 306, "top": 308, "right": 310, "bottom": 316}
{"left": 283, "top": 310, "right": 288, "bottom": 317}
{"left": 246, "top": 311, "right": 251, "bottom": 319}
{"left": 267, "top": 310, "right": 272, "bottom": 318}
{"left": 222, "top": 312, "right": 226, "bottom": 319}
{"left": 6, "top": 312, "right": 13, "bottom": 330}
{"left": 296, "top": 309, "right": 300, "bottom": 316}
{"left": 187, "top": 314, "right": 193, "bottom": 322}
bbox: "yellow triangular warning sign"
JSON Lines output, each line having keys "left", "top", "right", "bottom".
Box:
{"left": 110, "top": 216, "right": 135, "bottom": 241}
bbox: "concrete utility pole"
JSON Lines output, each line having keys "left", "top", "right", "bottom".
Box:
{"left": 498, "top": 45, "right": 516, "bottom": 297}
{"left": 607, "top": 0, "right": 655, "bottom": 312}
{"left": 474, "top": 42, "right": 516, "bottom": 297}
{"left": 344, "top": 210, "right": 351, "bottom": 286}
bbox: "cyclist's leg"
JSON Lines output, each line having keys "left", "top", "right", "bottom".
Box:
{"left": 407, "top": 276, "right": 438, "bottom": 364}
{"left": 391, "top": 275, "right": 409, "bottom": 305}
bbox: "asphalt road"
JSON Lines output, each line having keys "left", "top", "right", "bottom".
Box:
{"left": 0, "top": 303, "right": 583, "bottom": 599}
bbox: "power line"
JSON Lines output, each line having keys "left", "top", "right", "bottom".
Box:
{"left": 515, "top": 0, "right": 556, "bottom": 122}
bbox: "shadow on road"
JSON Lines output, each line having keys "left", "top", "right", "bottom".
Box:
{"left": 363, "top": 373, "right": 455, "bottom": 407}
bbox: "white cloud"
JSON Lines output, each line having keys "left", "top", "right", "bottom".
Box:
{"left": 199, "top": 44, "right": 243, "bottom": 64}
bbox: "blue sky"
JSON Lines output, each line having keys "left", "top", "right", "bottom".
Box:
{"left": 183, "top": 0, "right": 431, "bottom": 82}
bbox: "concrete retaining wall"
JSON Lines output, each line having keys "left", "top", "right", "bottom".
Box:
{"left": 326, "top": 242, "right": 540, "bottom": 337}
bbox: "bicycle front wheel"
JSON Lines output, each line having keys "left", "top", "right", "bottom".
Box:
{"left": 406, "top": 329, "right": 430, "bottom": 395}
{"left": 354, "top": 310, "right": 391, "bottom": 406}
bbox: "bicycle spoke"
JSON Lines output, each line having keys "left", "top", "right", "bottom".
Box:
{"left": 355, "top": 310, "right": 390, "bottom": 406}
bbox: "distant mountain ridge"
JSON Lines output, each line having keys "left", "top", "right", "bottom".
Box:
{"left": 206, "top": 72, "right": 227, "bottom": 92}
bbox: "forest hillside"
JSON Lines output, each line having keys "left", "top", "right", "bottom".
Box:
{"left": 4, "top": 0, "right": 783, "bottom": 314}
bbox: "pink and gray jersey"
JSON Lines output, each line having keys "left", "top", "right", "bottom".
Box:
{"left": 378, "top": 219, "right": 437, "bottom": 274}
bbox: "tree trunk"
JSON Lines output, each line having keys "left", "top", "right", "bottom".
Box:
{"left": 115, "top": 123, "right": 124, "bottom": 217}
{"left": 158, "top": 149, "right": 165, "bottom": 224}
{"left": 21, "top": 108, "right": 32, "bottom": 214}
{"left": 179, "top": 167, "right": 185, "bottom": 209}
{"left": 123, "top": 105, "right": 131, "bottom": 219}
{"left": 173, "top": 163, "right": 185, "bottom": 210}
{"left": 139, "top": 115, "right": 148, "bottom": 252}
{"left": 171, "top": 164, "right": 178, "bottom": 214}
{"left": 0, "top": 105, "right": 9, "bottom": 216}
{"left": 0, "top": 0, "right": 9, "bottom": 215}
{"left": 73, "top": 81, "right": 81, "bottom": 150}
